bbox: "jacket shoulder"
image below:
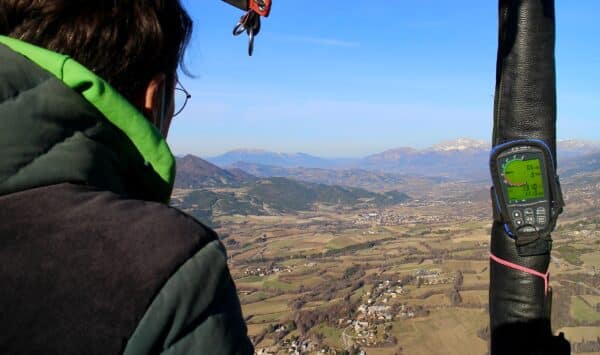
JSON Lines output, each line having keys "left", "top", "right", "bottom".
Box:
{"left": 0, "top": 183, "right": 224, "bottom": 354}
{"left": 123, "top": 240, "right": 254, "bottom": 355}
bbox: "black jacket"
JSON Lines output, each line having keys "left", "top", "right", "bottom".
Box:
{"left": 0, "top": 36, "right": 253, "bottom": 354}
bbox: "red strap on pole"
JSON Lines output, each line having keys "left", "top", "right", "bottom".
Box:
{"left": 249, "top": 0, "right": 272, "bottom": 17}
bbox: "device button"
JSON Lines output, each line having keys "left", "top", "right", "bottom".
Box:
{"left": 515, "top": 218, "right": 524, "bottom": 226}
{"left": 537, "top": 216, "right": 547, "bottom": 225}
{"left": 524, "top": 208, "right": 534, "bottom": 217}
{"left": 512, "top": 210, "right": 522, "bottom": 219}
{"left": 536, "top": 207, "right": 546, "bottom": 217}
{"left": 525, "top": 216, "right": 535, "bottom": 225}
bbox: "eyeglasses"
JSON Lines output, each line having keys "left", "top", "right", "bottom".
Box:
{"left": 173, "top": 80, "right": 191, "bottom": 117}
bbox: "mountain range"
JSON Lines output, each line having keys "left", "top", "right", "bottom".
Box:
{"left": 206, "top": 138, "right": 600, "bottom": 180}
{"left": 175, "top": 154, "right": 447, "bottom": 195}
{"left": 560, "top": 151, "right": 600, "bottom": 178}
{"left": 208, "top": 149, "right": 342, "bottom": 169}
{"left": 227, "top": 162, "right": 446, "bottom": 194}
{"left": 173, "top": 138, "right": 599, "bottom": 224}
{"left": 175, "top": 138, "right": 600, "bottom": 191}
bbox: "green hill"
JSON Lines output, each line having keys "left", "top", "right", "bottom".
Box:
{"left": 175, "top": 177, "right": 410, "bottom": 226}
{"left": 247, "top": 177, "right": 409, "bottom": 212}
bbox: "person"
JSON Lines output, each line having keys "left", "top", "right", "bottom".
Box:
{"left": 0, "top": 1, "right": 253, "bottom": 354}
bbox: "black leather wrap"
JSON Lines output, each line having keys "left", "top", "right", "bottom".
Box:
{"left": 222, "top": 0, "right": 248, "bottom": 11}
{"left": 490, "top": 0, "right": 570, "bottom": 354}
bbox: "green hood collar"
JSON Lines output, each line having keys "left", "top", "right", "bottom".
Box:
{"left": 0, "top": 35, "right": 175, "bottom": 202}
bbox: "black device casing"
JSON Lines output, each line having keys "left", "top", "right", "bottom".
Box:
{"left": 490, "top": 139, "right": 563, "bottom": 256}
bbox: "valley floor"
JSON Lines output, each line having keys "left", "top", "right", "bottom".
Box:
{"left": 177, "top": 178, "right": 600, "bottom": 354}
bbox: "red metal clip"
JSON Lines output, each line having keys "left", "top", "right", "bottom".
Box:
{"left": 249, "top": 0, "right": 271, "bottom": 17}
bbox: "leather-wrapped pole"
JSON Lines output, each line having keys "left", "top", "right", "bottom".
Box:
{"left": 493, "top": 0, "right": 556, "bottom": 152}
{"left": 490, "top": 0, "right": 569, "bottom": 354}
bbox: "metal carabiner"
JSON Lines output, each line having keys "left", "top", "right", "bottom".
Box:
{"left": 232, "top": 11, "right": 260, "bottom": 56}
{"left": 233, "top": 12, "right": 250, "bottom": 35}
{"left": 247, "top": 28, "right": 255, "bottom": 56}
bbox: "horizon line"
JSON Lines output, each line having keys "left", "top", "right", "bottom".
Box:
{"left": 172, "top": 137, "right": 600, "bottom": 159}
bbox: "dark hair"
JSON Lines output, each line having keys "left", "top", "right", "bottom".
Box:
{"left": 0, "top": 0, "right": 192, "bottom": 101}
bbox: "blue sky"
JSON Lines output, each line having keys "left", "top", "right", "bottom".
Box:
{"left": 170, "top": 1, "right": 600, "bottom": 157}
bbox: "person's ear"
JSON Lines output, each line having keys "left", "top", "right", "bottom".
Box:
{"left": 143, "top": 73, "right": 169, "bottom": 136}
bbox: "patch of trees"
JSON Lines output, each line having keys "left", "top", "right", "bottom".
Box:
{"left": 452, "top": 252, "right": 488, "bottom": 261}
{"left": 572, "top": 338, "right": 600, "bottom": 353}
{"left": 404, "top": 246, "right": 419, "bottom": 255}
{"left": 441, "top": 270, "right": 464, "bottom": 305}
{"left": 256, "top": 320, "right": 297, "bottom": 343}
{"left": 225, "top": 238, "right": 240, "bottom": 247}
{"left": 343, "top": 264, "right": 365, "bottom": 280}
{"left": 297, "top": 274, "right": 366, "bottom": 303}
{"left": 446, "top": 288, "right": 462, "bottom": 306}
{"left": 411, "top": 305, "right": 430, "bottom": 317}
{"left": 289, "top": 298, "right": 305, "bottom": 311}
{"left": 432, "top": 229, "right": 452, "bottom": 235}
{"left": 241, "top": 237, "right": 397, "bottom": 264}
{"left": 350, "top": 280, "right": 365, "bottom": 292}
{"left": 254, "top": 234, "right": 267, "bottom": 243}
{"left": 476, "top": 326, "right": 490, "bottom": 341}
{"left": 273, "top": 321, "right": 296, "bottom": 342}
{"left": 218, "top": 232, "right": 230, "bottom": 240}
{"left": 454, "top": 271, "right": 464, "bottom": 290}
{"left": 322, "top": 238, "right": 396, "bottom": 257}
{"left": 432, "top": 249, "right": 451, "bottom": 264}
{"left": 415, "top": 289, "right": 446, "bottom": 299}
{"left": 412, "top": 256, "right": 425, "bottom": 264}
{"left": 262, "top": 287, "right": 286, "bottom": 295}
{"left": 419, "top": 241, "right": 433, "bottom": 252}
{"left": 294, "top": 300, "right": 360, "bottom": 335}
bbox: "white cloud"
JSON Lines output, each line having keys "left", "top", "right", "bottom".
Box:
{"left": 274, "top": 34, "right": 360, "bottom": 48}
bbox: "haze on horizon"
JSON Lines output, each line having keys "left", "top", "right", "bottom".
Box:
{"left": 170, "top": 1, "right": 600, "bottom": 158}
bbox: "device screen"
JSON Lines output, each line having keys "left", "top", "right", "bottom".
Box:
{"left": 502, "top": 157, "right": 545, "bottom": 203}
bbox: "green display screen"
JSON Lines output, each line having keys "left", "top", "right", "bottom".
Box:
{"left": 503, "top": 158, "right": 545, "bottom": 203}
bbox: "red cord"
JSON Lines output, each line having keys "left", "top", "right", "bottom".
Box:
{"left": 490, "top": 252, "right": 550, "bottom": 296}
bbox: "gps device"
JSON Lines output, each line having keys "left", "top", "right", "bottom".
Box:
{"left": 490, "top": 139, "right": 564, "bottom": 252}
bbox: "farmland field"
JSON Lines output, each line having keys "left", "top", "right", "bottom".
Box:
{"left": 173, "top": 171, "right": 600, "bottom": 354}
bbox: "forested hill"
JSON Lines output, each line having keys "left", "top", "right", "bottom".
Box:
{"left": 171, "top": 177, "right": 409, "bottom": 227}
{"left": 175, "top": 154, "right": 257, "bottom": 188}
